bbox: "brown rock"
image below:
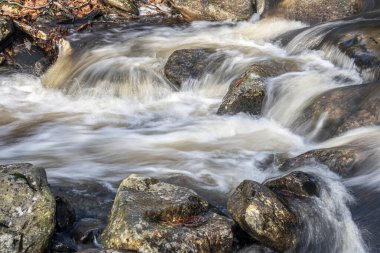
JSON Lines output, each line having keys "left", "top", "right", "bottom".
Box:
{"left": 168, "top": 0, "right": 254, "bottom": 21}
{"left": 101, "top": 174, "right": 234, "bottom": 253}
{"left": 227, "top": 180, "right": 297, "bottom": 252}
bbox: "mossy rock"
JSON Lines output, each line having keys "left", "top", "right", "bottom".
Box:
{"left": 0, "top": 163, "right": 55, "bottom": 253}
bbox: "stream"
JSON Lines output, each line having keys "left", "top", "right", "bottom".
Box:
{"left": 0, "top": 16, "right": 379, "bottom": 252}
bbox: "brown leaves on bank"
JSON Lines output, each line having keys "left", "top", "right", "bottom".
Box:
{"left": 0, "top": 0, "right": 105, "bottom": 21}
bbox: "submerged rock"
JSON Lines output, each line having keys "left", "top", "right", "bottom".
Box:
{"left": 279, "top": 146, "right": 365, "bottom": 177}
{"left": 74, "top": 218, "right": 104, "bottom": 244}
{"left": 257, "top": 0, "right": 373, "bottom": 24}
{"left": 217, "top": 59, "right": 299, "bottom": 115}
{"left": 101, "top": 174, "right": 234, "bottom": 252}
{"left": 168, "top": 0, "right": 254, "bottom": 21}
{"left": 164, "top": 48, "right": 223, "bottom": 88}
{"left": 103, "top": 0, "right": 139, "bottom": 15}
{"left": 293, "top": 82, "right": 380, "bottom": 141}
{"left": 320, "top": 21, "right": 380, "bottom": 81}
{"left": 278, "top": 14, "right": 380, "bottom": 82}
{"left": 0, "top": 163, "right": 55, "bottom": 253}
{"left": 227, "top": 180, "right": 297, "bottom": 252}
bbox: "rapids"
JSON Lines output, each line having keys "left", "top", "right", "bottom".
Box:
{"left": 0, "top": 17, "right": 379, "bottom": 252}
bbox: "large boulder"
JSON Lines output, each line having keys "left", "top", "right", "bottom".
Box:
{"left": 101, "top": 174, "right": 234, "bottom": 253}
{"left": 168, "top": 0, "right": 254, "bottom": 21}
{"left": 217, "top": 59, "right": 299, "bottom": 115}
{"left": 293, "top": 82, "right": 380, "bottom": 141}
{"left": 164, "top": 48, "right": 224, "bottom": 88}
{"left": 0, "top": 163, "right": 56, "bottom": 253}
{"left": 257, "top": 0, "right": 374, "bottom": 24}
{"left": 227, "top": 180, "right": 297, "bottom": 252}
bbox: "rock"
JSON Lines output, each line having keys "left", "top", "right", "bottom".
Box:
{"left": 227, "top": 180, "right": 297, "bottom": 253}
{"left": 73, "top": 218, "right": 104, "bottom": 244}
{"left": 51, "top": 181, "right": 115, "bottom": 222}
{"left": 278, "top": 146, "right": 365, "bottom": 177}
{"left": 264, "top": 172, "right": 321, "bottom": 198}
{"left": 237, "top": 244, "right": 278, "bottom": 253}
{"left": 51, "top": 233, "right": 77, "bottom": 252}
{"left": 257, "top": 0, "right": 373, "bottom": 24}
{"left": 217, "top": 59, "right": 299, "bottom": 115}
{"left": 164, "top": 48, "right": 223, "bottom": 88}
{"left": 293, "top": 82, "right": 380, "bottom": 141}
{"left": 278, "top": 13, "right": 380, "bottom": 82}
{"left": 0, "top": 17, "right": 13, "bottom": 50}
{"left": 77, "top": 249, "right": 128, "bottom": 253}
{"left": 101, "top": 174, "right": 234, "bottom": 252}
{"left": 320, "top": 21, "right": 380, "bottom": 81}
{"left": 168, "top": 0, "right": 254, "bottom": 21}
{"left": 0, "top": 163, "right": 56, "bottom": 253}
{"left": 102, "top": 0, "right": 139, "bottom": 15}
{"left": 55, "top": 196, "right": 76, "bottom": 232}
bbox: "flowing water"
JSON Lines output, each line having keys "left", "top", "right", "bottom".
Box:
{"left": 0, "top": 16, "right": 379, "bottom": 252}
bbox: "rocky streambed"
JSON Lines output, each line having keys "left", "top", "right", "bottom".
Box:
{"left": 0, "top": 0, "right": 380, "bottom": 253}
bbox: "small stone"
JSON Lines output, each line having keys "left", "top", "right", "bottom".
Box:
{"left": 73, "top": 218, "right": 104, "bottom": 244}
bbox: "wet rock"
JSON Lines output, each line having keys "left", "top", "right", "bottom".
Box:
{"left": 293, "top": 82, "right": 380, "bottom": 141}
{"left": 101, "top": 174, "right": 234, "bottom": 252}
{"left": 227, "top": 180, "right": 297, "bottom": 253}
{"left": 279, "top": 146, "right": 364, "bottom": 177}
{"left": 56, "top": 196, "right": 76, "bottom": 232}
{"left": 278, "top": 14, "right": 380, "bottom": 82}
{"left": 217, "top": 59, "right": 299, "bottom": 115}
{"left": 51, "top": 233, "right": 77, "bottom": 252}
{"left": 74, "top": 218, "right": 104, "bottom": 244}
{"left": 264, "top": 171, "right": 321, "bottom": 198}
{"left": 51, "top": 181, "right": 115, "bottom": 222}
{"left": 237, "top": 244, "right": 278, "bottom": 253}
{"left": 103, "top": 0, "right": 139, "bottom": 15}
{"left": 0, "top": 163, "right": 55, "bottom": 253}
{"left": 164, "top": 48, "right": 223, "bottom": 88}
{"left": 168, "top": 0, "right": 254, "bottom": 21}
{"left": 257, "top": 0, "right": 373, "bottom": 24}
{"left": 319, "top": 21, "right": 380, "bottom": 81}
{"left": 77, "top": 249, "right": 128, "bottom": 253}
{"left": 0, "top": 17, "right": 13, "bottom": 49}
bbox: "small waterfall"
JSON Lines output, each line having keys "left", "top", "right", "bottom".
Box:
{"left": 0, "top": 16, "right": 378, "bottom": 252}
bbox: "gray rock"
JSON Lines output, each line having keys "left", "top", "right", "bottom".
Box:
{"left": 217, "top": 60, "right": 299, "bottom": 115}
{"left": 227, "top": 180, "right": 297, "bottom": 253}
{"left": 0, "top": 17, "right": 13, "bottom": 49}
{"left": 168, "top": 0, "right": 254, "bottom": 21}
{"left": 164, "top": 48, "right": 223, "bottom": 88}
{"left": 257, "top": 0, "right": 373, "bottom": 24}
{"left": 293, "top": 82, "right": 380, "bottom": 141}
{"left": 102, "top": 0, "right": 139, "bottom": 15}
{"left": 0, "top": 163, "right": 55, "bottom": 253}
{"left": 101, "top": 174, "right": 234, "bottom": 253}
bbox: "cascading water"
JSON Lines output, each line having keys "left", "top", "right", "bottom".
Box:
{"left": 0, "top": 16, "right": 379, "bottom": 252}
